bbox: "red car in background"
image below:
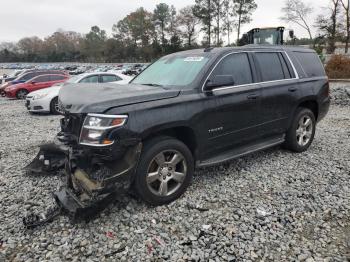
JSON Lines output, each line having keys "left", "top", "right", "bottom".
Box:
{"left": 4, "top": 74, "right": 69, "bottom": 99}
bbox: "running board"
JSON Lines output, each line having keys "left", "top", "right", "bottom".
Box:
{"left": 197, "top": 135, "right": 285, "bottom": 168}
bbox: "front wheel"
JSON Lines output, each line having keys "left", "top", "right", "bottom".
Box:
{"left": 16, "top": 89, "right": 28, "bottom": 99}
{"left": 134, "top": 136, "right": 194, "bottom": 206}
{"left": 284, "top": 108, "right": 316, "bottom": 152}
{"left": 50, "top": 97, "right": 63, "bottom": 115}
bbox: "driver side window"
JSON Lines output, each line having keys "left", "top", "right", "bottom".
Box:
{"left": 211, "top": 53, "right": 253, "bottom": 86}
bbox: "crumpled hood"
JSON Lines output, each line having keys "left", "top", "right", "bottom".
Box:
{"left": 59, "top": 83, "right": 180, "bottom": 113}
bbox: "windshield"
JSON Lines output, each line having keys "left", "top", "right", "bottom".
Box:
{"left": 131, "top": 55, "right": 209, "bottom": 87}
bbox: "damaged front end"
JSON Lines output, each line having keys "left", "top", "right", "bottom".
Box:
{"left": 24, "top": 113, "right": 142, "bottom": 228}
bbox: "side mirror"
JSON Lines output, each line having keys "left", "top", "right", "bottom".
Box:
{"left": 31, "top": 81, "right": 36, "bottom": 85}
{"left": 204, "top": 75, "right": 235, "bottom": 91}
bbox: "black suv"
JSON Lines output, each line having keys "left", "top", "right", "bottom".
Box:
{"left": 30, "top": 46, "right": 330, "bottom": 210}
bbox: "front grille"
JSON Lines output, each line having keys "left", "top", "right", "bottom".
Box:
{"left": 61, "top": 114, "right": 85, "bottom": 138}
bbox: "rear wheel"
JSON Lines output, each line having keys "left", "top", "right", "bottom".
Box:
{"left": 134, "top": 136, "right": 194, "bottom": 206}
{"left": 284, "top": 108, "right": 316, "bottom": 152}
{"left": 50, "top": 97, "right": 63, "bottom": 115}
{"left": 16, "top": 89, "right": 28, "bottom": 99}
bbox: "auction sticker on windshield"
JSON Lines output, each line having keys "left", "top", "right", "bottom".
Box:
{"left": 184, "top": 57, "right": 205, "bottom": 62}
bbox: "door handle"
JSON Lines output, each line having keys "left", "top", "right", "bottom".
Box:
{"left": 288, "top": 87, "right": 298, "bottom": 92}
{"left": 247, "top": 94, "right": 260, "bottom": 100}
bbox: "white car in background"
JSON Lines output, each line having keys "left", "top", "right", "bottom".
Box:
{"left": 25, "top": 72, "right": 132, "bottom": 114}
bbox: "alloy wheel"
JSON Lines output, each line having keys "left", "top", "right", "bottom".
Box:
{"left": 54, "top": 100, "right": 64, "bottom": 114}
{"left": 17, "top": 90, "right": 28, "bottom": 99}
{"left": 296, "top": 115, "right": 313, "bottom": 147}
{"left": 146, "top": 150, "right": 187, "bottom": 197}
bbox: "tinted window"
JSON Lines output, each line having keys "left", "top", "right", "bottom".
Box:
{"left": 211, "top": 53, "right": 253, "bottom": 85}
{"left": 101, "top": 75, "right": 120, "bottom": 83}
{"left": 293, "top": 52, "right": 325, "bottom": 77}
{"left": 50, "top": 75, "right": 65, "bottom": 81}
{"left": 80, "top": 75, "right": 99, "bottom": 83}
{"left": 33, "top": 75, "right": 50, "bottom": 82}
{"left": 21, "top": 73, "right": 36, "bottom": 81}
{"left": 255, "top": 52, "right": 287, "bottom": 81}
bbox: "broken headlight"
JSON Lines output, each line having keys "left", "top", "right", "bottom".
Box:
{"left": 79, "top": 113, "right": 128, "bottom": 146}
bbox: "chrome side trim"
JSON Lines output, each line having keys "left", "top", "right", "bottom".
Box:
{"left": 201, "top": 50, "right": 300, "bottom": 93}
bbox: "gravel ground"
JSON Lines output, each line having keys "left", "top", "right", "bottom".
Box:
{"left": 0, "top": 85, "right": 350, "bottom": 262}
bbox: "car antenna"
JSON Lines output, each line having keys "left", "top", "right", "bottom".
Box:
{"left": 204, "top": 47, "right": 214, "bottom": 52}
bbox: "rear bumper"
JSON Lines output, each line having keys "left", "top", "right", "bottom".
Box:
{"left": 318, "top": 96, "right": 331, "bottom": 122}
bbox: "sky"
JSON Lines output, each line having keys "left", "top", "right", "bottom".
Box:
{"left": 0, "top": 0, "right": 331, "bottom": 43}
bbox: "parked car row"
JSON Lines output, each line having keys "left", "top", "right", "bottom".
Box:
{"left": 26, "top": 72, "right": 131, "bottom": 114}
{"left": 0, "top": 70, "right": 69, "bottom": 97}
{"left": 0, "top": 63, "right": 150, "bottom": 76}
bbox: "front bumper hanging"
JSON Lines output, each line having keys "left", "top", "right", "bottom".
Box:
{"left": 23, "top": 139, "right": 142, "bottom": 229}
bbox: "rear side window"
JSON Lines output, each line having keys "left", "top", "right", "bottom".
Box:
{"left": 34, "top": 75, "right": 51, "bottom": 82}
{"left": 211, "top": 53, "right": 253, "bottom": 85}
{"left": 80, "top": 75, "right": 99, "bottom": 83}
{"left": 101, "top": 75, "right": 121, "bottom": 83}
{"left": 255, "top": 52, "right": 291, "bottom": 82}
{"left": 293, "top": 52, "right": 325, "bottom": 77}
{"left": 50, "top": 75, "right": 65, "bottom": 81}
{"left": 21, "top": 73, "right": 36, "bottom": 81}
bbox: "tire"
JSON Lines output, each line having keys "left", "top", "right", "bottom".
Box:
{"left": 134, "top": 136, "right": 194, "bottom": 206}
{"left": 16, "top": 89, "right": 28, "bottom": 99}
{"left": 50, "top": 97, "right": 63, "bottom": 115}
{"left": 284, "top": 107, "right": 316, "bottom": 152}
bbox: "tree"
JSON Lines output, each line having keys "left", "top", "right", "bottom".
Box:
{"left": 112, "top": 8, "right": 155, "bottom": 60}
{"left": 222, "top": 0, "right": 234, "bottom": 45}
{"left": 177, "top": 6, "right": 200, "bottom": 47}
{"left": 43, "top": 31, "right": 83, "bottom": 61}
{"left": 341, "top": 0, "right": 350, "bottom": 53}
{"left": 153, "top": 3, "right": 170, "bottom": 47}
{"left": 193, "top": 0, "right": 215, "bottom": 46}
{"left": 113, "top": 8, "right": 154, "bottom": 48}
{"left": 212, "top": 0, "right": 226, "bottom": 45}
{"left": 315, "top": 0, "right": 342, "bottom": 54}
{"left": 280, "top": 0, "right": 314, "bottom": 40}
{"left": 82, "top": 26, "right": 107, "bottom": 62}
{"left": 168, "top": 5, "right": 179, "bottom": 37}
{"left": 17, "top": 37, "right": 43, "bottom": 61}
{"left": 233, "top": 0, "right": 257, "bottom": 44}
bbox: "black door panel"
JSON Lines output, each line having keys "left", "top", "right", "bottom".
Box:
{"left": 208, "top": 84, "right": 263, "bottom": 152}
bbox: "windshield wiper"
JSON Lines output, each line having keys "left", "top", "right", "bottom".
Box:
{"left": 141, "top": 83, "right": 163, "bottom": 87}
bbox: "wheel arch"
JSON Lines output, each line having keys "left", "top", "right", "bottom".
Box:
{"left": 297, "top": 99, "right": 319, "bottom": 121}
{"left": 141, "top": 125, "right": 198, "bottom": 160}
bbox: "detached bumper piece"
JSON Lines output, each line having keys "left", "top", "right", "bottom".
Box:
{"left": 24, "top": 143, "right": 67, "bottom": 175}
{"left": 53, "top": 186, "right": 125, "bottom": 222}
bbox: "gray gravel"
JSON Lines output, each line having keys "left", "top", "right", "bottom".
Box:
{"left": 1, "top": 84, "right": 350, "bottom": 261}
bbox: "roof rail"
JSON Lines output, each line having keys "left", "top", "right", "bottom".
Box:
{"left": 204, "top": 47, "right": 214, "bottom": 52}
